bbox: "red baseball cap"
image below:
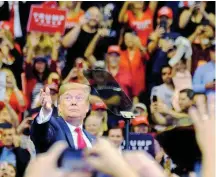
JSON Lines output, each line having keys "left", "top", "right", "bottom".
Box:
{"left": 131, "top": 116, "right": 149, "bottom": 126}
{"left": 157, "top": 6, "right": 173, "bottom": 19}
{"left": 107, "top": 45, "right": 121, "bottom": 55}
{"left": 92, "top": 102, "right": 107, "bottom": 110}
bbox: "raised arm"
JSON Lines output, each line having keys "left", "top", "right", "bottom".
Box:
{"left": 118, "top": 2, "right": 130, "bottom": 23}
{"left": 84, "top": 28, "right": 109, "bottom": 67}
{"left": 51, "top": 33, "right": 61, "bottom": 62}
{"left": 179, "top": 8, "right": 194, "bottom": 29}
{"left": 62, "top": 15, "right": 87, "bottom": 48}
{"left": 147, "top": 27, "right": 165, "bottom": 54}
{"left": 149, "top": 1, "right": 158, "bottom": 15}
{"left": 4, "top": 101, "right": 19, "bottom": 127}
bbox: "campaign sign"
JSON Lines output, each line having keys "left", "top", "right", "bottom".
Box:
{"left": 27, "top": 5, "right": 66, "bottom": 34}
{"left": 121, "top": 133, "right": 155, "bottom": 157}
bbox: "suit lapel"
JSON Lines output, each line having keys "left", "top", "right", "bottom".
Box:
{"left": 83, "top": 129, "right": 95, "bottom": 143}
{"left": 57, "top": 117, "right": 75, "bottom": 148}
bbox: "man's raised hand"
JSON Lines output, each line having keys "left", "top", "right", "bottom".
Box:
{"left": 40, "top": 87, "right": 52, "bottom": 116}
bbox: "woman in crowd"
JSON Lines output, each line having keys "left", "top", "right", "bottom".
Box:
{"left": 0, "top": 68, "right": 27, "bottom": 123}
{"left": 59, "top": 1, "right": 84, "bottom": 33}
{"left": 24, "top": 32, "right": 58, "bottom": 109}
{"left": 90, "top": 102, "right": 108, "bottom": 135}
{"left": 120, "top": 30, "right": 149, "bottom": 101}
{"left": 119, "top": 1, "right": 158, "bottom": 46}
{"left": 179, "top": 1, "right": 215, "bottom": 37}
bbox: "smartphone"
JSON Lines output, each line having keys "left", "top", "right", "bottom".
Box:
{"left": 107, "top": 29, "right": 117, "bottom": 37}
{"left": 58, "top": 148, "right": 94, "bottom": 172}
{"left": 152, "top": 95, "right": 157, "bottom": 102}
{"left": 159, "top": 16, "right": 167, "bottom": 32}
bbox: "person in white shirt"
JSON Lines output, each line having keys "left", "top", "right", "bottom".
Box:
{"left": 30, "top": 82, "right": 95, "bottom": 153}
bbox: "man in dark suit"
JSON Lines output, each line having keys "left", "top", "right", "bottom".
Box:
{"left": 0, "top": 1, "right": 42, "bottom": 48}
{"left": 31, "top": 82, "right": 95, "bottom": 153}
{"left": 0, "top": 123, "right": 30, "bottom": 177}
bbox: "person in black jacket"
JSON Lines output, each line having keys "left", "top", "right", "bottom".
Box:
{"left": 0, "top": 123, "right": 30, "bottom": 177}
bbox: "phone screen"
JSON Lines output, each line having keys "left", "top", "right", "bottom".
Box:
{"left": 58, "top": 148, "right": 94, "bottom": 172}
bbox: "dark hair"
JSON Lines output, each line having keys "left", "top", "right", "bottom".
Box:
{"left": 161, "top": 64, "right": 172, "bottom": 72}
{"left": 107, "top": 126, "right": 124, "bottom": 137}
{"left": 120, "top": 27, "right": 137, "bottom": 50}
{"left": 32, "top": 58, "right": 50, "bottom": 82}
{"left": 179, "top": 89, "right": 195, "bottom": 100}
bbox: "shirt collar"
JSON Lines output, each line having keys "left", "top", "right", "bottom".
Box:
{"left": 65, "top": 121, "right": 83, "bottom": 132}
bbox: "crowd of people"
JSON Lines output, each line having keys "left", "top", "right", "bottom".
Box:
{"left": 0, "top": 1, "right": 215, "bottom": 177}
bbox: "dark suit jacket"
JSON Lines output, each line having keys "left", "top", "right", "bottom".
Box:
{"left": 30, "top": 116, "right": 95, "bottom": 153}
{"left": 0, "top": 147, "right": 30, "bottom": 177}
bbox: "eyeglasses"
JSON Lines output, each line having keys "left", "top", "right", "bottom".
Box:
{"left": 62, "top": 95, "right": 85, "bottom": 102}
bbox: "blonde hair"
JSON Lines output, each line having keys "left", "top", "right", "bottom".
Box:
{"left": 48, "top": 72, "right": 60, "bottom": 84}
{"left": 90, "top": 110, "right": 108, "bottom": 132}
{"left": 1, "top": 68, "right": 17, "bottom": 87}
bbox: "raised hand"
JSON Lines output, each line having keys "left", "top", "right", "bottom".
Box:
{"left": 39, "top": 87, "right": 52, "bottom": 116}
{"left": 28, "top": 32, "right": 40, "bottom": 48}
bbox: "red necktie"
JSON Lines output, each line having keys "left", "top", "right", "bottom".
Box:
{"left": 75, "top": 127, "right": 87, "bottom": 149}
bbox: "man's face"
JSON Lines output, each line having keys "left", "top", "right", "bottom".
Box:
{"left": 93, "top": 71, "right": 106, "bottom": 84}
{"left": 133, "top": 107, "right": 148, "bottom": 117}
{"left": 134, "top": 124, "right": 149, "bottom": 134}
{"left": 87, "top": 7, "right": 101, "bottom": 27}
{"left": 179, "top": 92, "right": 192, "bottom": 111}
{"left": 59, "top": 89, "right": 89, "bottom": 121}
{"left": 85, "top": 116, "right": 102, "bottom": 136}
{"left": 1, "top": 128, "right": 15, "bottom": 147}
{"left": 107, "top": 53, "right": 120, "bottom": 67}
{"left": 108, "top": 128, "right": 124, "bottom": 148}
{"left": 161, "top": 67, "right": 172, "bottom": 84}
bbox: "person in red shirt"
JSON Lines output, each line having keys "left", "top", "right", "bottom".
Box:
{"left": 105, "top": 45, "right": 133, "bottom": 98}
{"left": 0, "top": 68, "right": 27, "bottom": 123}
{"left": 120, "top": 30, "right": 149, "bottom": 99}
{"left": 119, "top": 1, "right": 158, "bottom": 46}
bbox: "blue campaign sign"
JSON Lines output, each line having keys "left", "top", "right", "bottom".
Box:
{"left": 121, "top": 133, "right": 155, "bottom": 157}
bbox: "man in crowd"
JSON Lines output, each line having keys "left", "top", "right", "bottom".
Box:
{"left": 150, "top": 64, "right": 188, "bottom": 126}
{"left": 0, "top": 123, "right": 30, "bottom": 177}
{"left": 147, "top": 6, "right": 181, "bottom": 89}
{"left": 108, "top": 126, "right": 124, "bottom": 151}
{"left": 30, "top": 82, "right": 95, "bottom": 153}
{"left": 151, "top": 65, "right": 174, "bottom": 109}
{"left": 62, "top": 6, "right": 113, "bottom": 78}
{"left": 193, "top": 44, "right": 215, "bottom": 101}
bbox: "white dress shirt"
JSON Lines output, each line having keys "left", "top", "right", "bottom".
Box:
{"left": 8, "top": 1, "right": 23, "bottom": 38}
{"left": 37, "top": 108, "right": 92, "bottom": 149}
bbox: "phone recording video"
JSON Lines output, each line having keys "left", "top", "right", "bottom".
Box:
{"left": 159, "top": 16, "right": 168, "bottom": 32}
{"left": 152, "top": 95, "right": 157, "bottom": 102}
{"left": 58, "top": 148, "right": 95, "bottom": 173}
